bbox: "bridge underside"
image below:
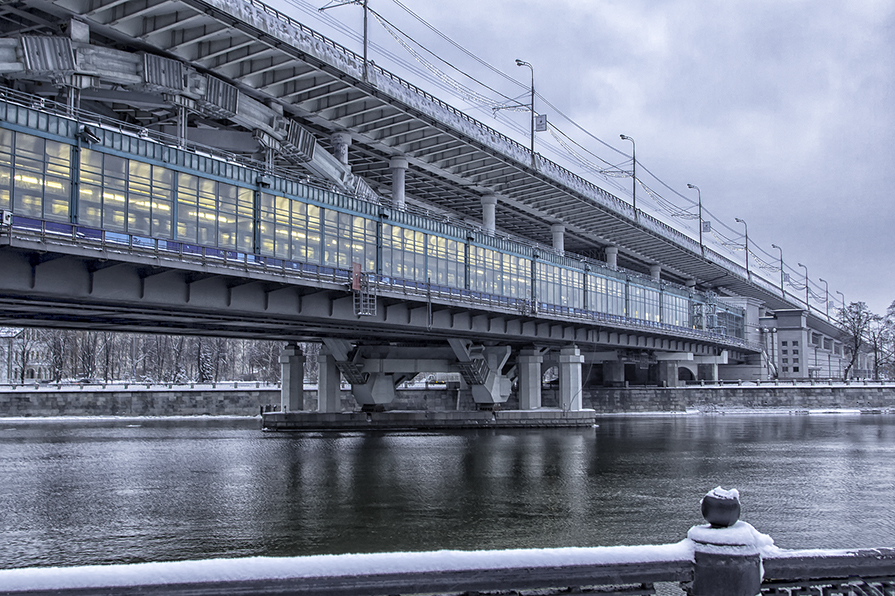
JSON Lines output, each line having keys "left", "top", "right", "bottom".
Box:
{"left": 0, "top": 235, "right": 734, "bottom": 410}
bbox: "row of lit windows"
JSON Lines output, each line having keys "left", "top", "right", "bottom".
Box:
{"left": 0, "top": 127, "right": 746, "bottom": 333}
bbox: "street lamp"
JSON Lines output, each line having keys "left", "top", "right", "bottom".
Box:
{"left": 836, "top": 290, "right": 845, "bottom": 311}
{"left": 686, "top": 183, "right": 704, "bottom": 256}
{"left": 515, "top": 59, "right": 535, "bottom": 167}
{"left": 771, "top": 243, "right": 784, "bottom": 298}
{"left": 798, "top": 262, "right": 809, "bottom": 310}
{"left": 735, "top": 217, "right": 750, "bottom": 282}
{"left": 620, "top": 134, "right": 637, "bottom": 219}
{"left": 818, "top": 278, "right": 830, "bottom": 318}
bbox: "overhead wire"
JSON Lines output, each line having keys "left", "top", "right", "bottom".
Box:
{"left": 290, "top": 0, "right": 837, "bottom": 305}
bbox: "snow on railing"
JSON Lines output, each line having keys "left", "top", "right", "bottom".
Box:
{"left": 0, "top": 488, "right": 891, "bottom": 595}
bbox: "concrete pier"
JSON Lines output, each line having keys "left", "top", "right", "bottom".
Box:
{"left": 262, "top": 409, "right": 596, "bottom": 431}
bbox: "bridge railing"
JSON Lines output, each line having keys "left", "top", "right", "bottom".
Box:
{"left": 2, "top": 215, "right": 759, "bottom": 352}
{"left": 0, "top": 490, "right": 892, "bottom": 596}
{"left": 198, "top": 0, "right": 812, "bottom": 319}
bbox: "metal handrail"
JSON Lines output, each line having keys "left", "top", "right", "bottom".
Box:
{"left": 195, "top": 0, "right": 812, "bottom": 314}
{"left": 4, "top": 216, "right": 754, "bottom": 351}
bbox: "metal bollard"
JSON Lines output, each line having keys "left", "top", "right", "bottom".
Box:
{"left": 688, "top": 487, "right": 766, "bottom": 596}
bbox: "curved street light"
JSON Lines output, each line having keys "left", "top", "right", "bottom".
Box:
{"left": 771, "top": 243, "right": 784, "bottom": 298}
{"left": 798, "top": 262, "right": 809, "bottom": 310}
{"left": 818, "top": 278, "right": 830, "bottom": 318}
{"left": 836, "top": 290, "right": 845, "bottom": 312}
{"left": 620, "top": 134, "right": 636, "bottom": 219}
{"left": 515, "top": 59, "right": 535, "bottom": 167}
{"left": 735, "top": 217, "right": 750, "bottom": 281}
{"left": 686, "top": 183, "right": 704, "bottom": 256}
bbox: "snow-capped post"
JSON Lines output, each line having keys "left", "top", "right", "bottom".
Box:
{"left": 688, "top": 487, "right": 767, "bottom": 596}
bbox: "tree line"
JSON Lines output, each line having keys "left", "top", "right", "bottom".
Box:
{"left": 839, "top": 301, "right": 895, "bottom": 380}
{"left": 4, "top": 329, "right": 320, "bottom": 385}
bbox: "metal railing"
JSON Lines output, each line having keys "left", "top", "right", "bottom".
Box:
{"left": 1, "top": 215, "right": 756, "bottom": 351}
{"left": 197, "top": 0, "right": 839, "bottom": 325}
{"left": 0, "top": 492, "right": 892, "bottom": 596}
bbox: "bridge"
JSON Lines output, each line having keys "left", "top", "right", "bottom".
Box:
{"left": 0, "top": 0, "right": 846, "bottom": 413}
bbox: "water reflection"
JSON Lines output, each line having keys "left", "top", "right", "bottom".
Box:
{"left": 0, "top": 415, "right": 893, "bottom": 569}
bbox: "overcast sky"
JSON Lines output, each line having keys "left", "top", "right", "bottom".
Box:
{"left": 278, "top": 0, "right": 895, "bottom": 315}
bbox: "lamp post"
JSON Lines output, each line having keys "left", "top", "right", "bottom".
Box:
{"left": 836, "top": 290, "right": 845, "bottom": 312}
{"left": 686, "top": 183, "right": 704, "bottom": 256}
{"left": 515, "top": 59, "right": 535, "bottom": 167}
{"left": 735, "top": 217, "right": 750, "bottom": 281}
{"left": 798, "top": 262, "right": 809, "bottom": 310}
{"left": 771, "top": 243, "right": 784, "bottom": 298}
{"left": 620, "top": 134, "right": 636, "bottom": 219}
{"left": 818, "top": 278, "right": 830, "bottom": 318}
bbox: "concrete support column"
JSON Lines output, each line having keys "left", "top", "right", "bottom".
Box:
{"left": 517, "top": 348, "right": 543, "bottom": 410}
{"left": 389, "top": 157, "right": 408, "bottom": 210}
{"left": 603, "top": 360, "right": 626, "bottom": 387}
{"left": 698, "top": 363, "right": 718, "bottom": 382}
{"left": 331, "top": 131, "right": 352, "bottom": 167}
{"left": 657, "top": 361, "right": 679, "bottom": 387}
{"left": 605, "top": 246, "right": 618, "bottom": 269}
{"left": 558, "top": 345, "right": 584, "bottom": 411}
{"left": 481, "top": 194, "right": 497, "bottom": 235}
{"left": 317, "top": 352, "right": 341, "bottom": 413}
{"left": 650, "top": 264, "right": 661, "bottom": 280}
{"left": 279, "top": 343, "right": 305, "bottom": 412}
{"left": 551, "top": 223, "right": 565, "bottom": 253}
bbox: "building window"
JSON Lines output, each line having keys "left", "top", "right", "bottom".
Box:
{"left": 782, "top": 367, "right": 789, "bottom": 372}
{"left": 792, "top": 341, "right": 799, "bottom": 346}
{"left": 782, "top": 358, "right": 789, "bottom": 364}
{"left": 793, "top": 367, "right": 800, "bottom": 372}
{"left": 782, "top": 349, "right": 788, "bottom": 355}
{"left": 782, "top": 341, "right": 788, "bottom": 346}
{"left": 793, "top": 358, "right": 799, "bottom": 364}
{"left": 793, "top": 349, "right": 799, "bottom": 355}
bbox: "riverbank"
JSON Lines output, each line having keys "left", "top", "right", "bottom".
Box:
{"left": 1, "top": 382, "right": 894, "bottom": 417}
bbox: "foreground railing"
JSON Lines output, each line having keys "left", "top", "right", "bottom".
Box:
{"left": 1, "top": 489, "right": 892, "bottom": 596}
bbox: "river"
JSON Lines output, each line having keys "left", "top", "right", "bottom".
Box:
{"left": 0, "top": 413, "right": 892, "bottom": 570}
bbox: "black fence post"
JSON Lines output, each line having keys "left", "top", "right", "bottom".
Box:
{"left": 688, "top": 487, "right": 764, "bottom": 596}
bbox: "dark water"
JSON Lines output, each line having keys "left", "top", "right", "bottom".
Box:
{"left": 0, "top": 414, "right": 893, "bottom": 569}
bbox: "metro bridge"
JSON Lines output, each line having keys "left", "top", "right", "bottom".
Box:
{"left": 0, "top": 0, "right": 843, "bottom": 412}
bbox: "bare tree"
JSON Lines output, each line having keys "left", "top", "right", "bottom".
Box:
{"left": 866, "top": 315, "right": 889, "bottom": 380}
{"left": 838, "top": 301, "right": 876, "bottom": 380}
{"left": 13, "top": 328, "right": 39, "bottom": 383}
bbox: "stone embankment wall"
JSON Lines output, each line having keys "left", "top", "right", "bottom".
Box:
{"left": 1, "top": 384, "right": 894, "bottom": 416}
{"left": 586, "top": 385, "right": 895, "bottom": 413}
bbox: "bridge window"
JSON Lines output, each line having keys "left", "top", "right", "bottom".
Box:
{"left": 382, "top": 224, "right": 427, "bottom": 282}
{"left": 503, "top": 253, "right": 531, "bottom": 299}
{"left": 0, "top": 128, "right": 10, "bottom": 211}
{"left": 537, "top": 262, "right": 582, "bottom": 308}
{"left": 217, "top": 183, "right": 253, "bottom": 252}
{"left": 427, "top": 235, "right": 465, "bottom": 288}
{"left": 469, "top": 245, "right": 500, "bottom": 295}
{"left": 587, "top": 274, "right": 625, "bottom": 316}
{"left": 628, "top": 283, "right": 660, "bottom": 323}
{"left": 8, "top": 132, "right": 70, "bottom": 222}
{"left": 175, "top": 173, "right": 203, "bottom": 243}
{"left": 662, "top": 292, "right": 690, "bottom": 327}
{"left": 290, "top": 201, "right": 321, "bottom": 264}
{"left": 323, "top": 210, "right": 376, "bottom": 272}
{"left": 257, "top": 191, "right": 277, "bottom": 256}
{"left": 80, "top": 150, "right": 179, "bottom": 239}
